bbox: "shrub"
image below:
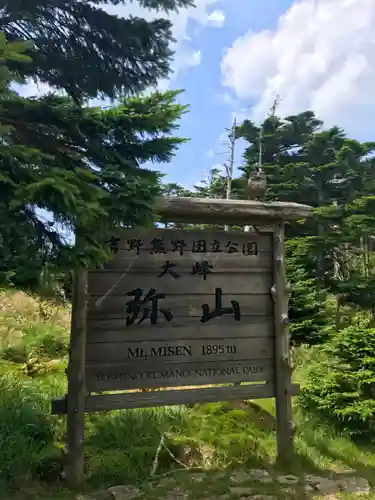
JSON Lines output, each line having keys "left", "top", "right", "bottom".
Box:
{"left": 298, "top": 326, "right": 375, "bottom": 440}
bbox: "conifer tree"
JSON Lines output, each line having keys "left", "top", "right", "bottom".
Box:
{"left": 0, "top": 18, "right": 189, "bottom": 288}
{"left": 0, "top": 0, "right": 193, "bottom": 102}
{"left": 1, "top": 88, "right": 188, "bottom": 269}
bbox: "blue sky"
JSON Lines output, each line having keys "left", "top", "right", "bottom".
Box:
{"left": 162, "top": 0, "right": 294, "bottom": 188}
{"left": 17, "top": 0, "right": 375, "bottom": 191}
{"left": 151, "top": 0, "right": 375, "bottom": 188}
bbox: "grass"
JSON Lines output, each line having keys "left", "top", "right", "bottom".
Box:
{"left": 1, "top": 288, "right": 375, "bottom": 499}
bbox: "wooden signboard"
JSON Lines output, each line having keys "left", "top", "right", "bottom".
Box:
{"left": 52, "top": 197, "right": 312, "bottom": 487}
{"left": 86, "top": 229, "right": 274, "bottom": 394}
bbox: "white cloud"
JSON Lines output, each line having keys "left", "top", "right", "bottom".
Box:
{"left": 157, "top": 48, "right": 201, "bottom": 91}
{"left": 174, "top": 48, "right": 202, "bottom": 73}
{"left": 158, "top": 0, "right": 226, "bottom": 86}
{"left": 216, "top": 91, "right": 236, "bottom": 105}
{"left": 221, "top": 0, "right": 375, "bottom": 138}
{"left": 207, "top": 9, "right": 226, "bottom": 27}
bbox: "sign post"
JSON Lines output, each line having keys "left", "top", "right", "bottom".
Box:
{"left": 65, "top": 265, "right": 87, "bottom": 487}
{"left": 52, "top": 197, "right": 312, "bottom": 486}
{"left": 272, "top": 222, "right": 294, "bottom": 462}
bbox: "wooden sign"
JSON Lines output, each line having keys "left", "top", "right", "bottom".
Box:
{"left": 86, "top": 229, "right": 274, "bottom": 394}
{"left": 51, "top": 197, "right": 313, "bottom": 487}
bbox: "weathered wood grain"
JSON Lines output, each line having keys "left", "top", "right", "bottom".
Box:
{"left": 87, "top": 293, "right": 273, "bottom": 318}
{"left": 86, "top": 317, "right": 274, "bottom": 342}
{"left": 87, "top": 271, "right": 273, "bottom": 296}
{"left": 86, "top": 358, "right": 273, "bottom": 391}
{"left": 83, "top": 383, "right": 301, "bottom": 412}
{"left": 85, "top": 336, "right": 273, "bottom": 365}
{"left": 154, "top": 197, "right": 313, "bottom": 224}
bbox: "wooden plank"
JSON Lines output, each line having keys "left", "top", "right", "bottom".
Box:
{"left": 85, "top": 337, "right": 273, "bottom": 365}
{"left": 87, "top": 271, "right": 273, "bottom": 296}
{"left": 65, "top": 264, "right": 87, "bottom": 487}
{"left": 154, "top": 197, "right": 313, "bottom": 224}
{"left": 86, "top": 358, "right": 274, "bottom": 391}
{"left": 272, "top": 223, "right": 294, "bottom": 463}
{"left": 87, "top": 293, "right": 273, "bottom": 318}
{"left": 51, "top": 384, "right": 301, "bottom": 414}
{"left": 83, "top": 383, "right": 301, "bottom": 412}
{"left": 86, "top": 317, "right": 274, "bottom": 343}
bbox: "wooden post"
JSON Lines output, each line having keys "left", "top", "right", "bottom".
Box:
{"left": 65, "top": 255, "right": 88, "bottom": 487}
{"left": 271, "top": 221, "right": 294, "bottom": 464}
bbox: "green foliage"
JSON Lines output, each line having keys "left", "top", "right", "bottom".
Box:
{"left": 0, "top": 32, "right": 32, "bottom": 94}
{"left": 236, "top": 113, "right": 375, "bottom": 208}
{"left": 161, "top": 182, "right": 193, "bottom": 197}
{"left": 1, "top": 0, "right": 193, "bottom": 102}
{"left": 299, "top": 326, "right": 375, "bottom": 441}
{"left": 0, "top": 78, "right": 188, "bottom": 285}
{"left": 235, "top": 111, "right": 323, "bottom": 202}
{"left": 332, "top": 273, "right": 375, "bottom": 312}
{"left": 193, "top": 167, "right": 227, "bottom": 199}
{"left": 286, "top": 239, "right": 331, "bottom": 346}
{"left": 2, "top": 89, "right": 187, "bottom": 230}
